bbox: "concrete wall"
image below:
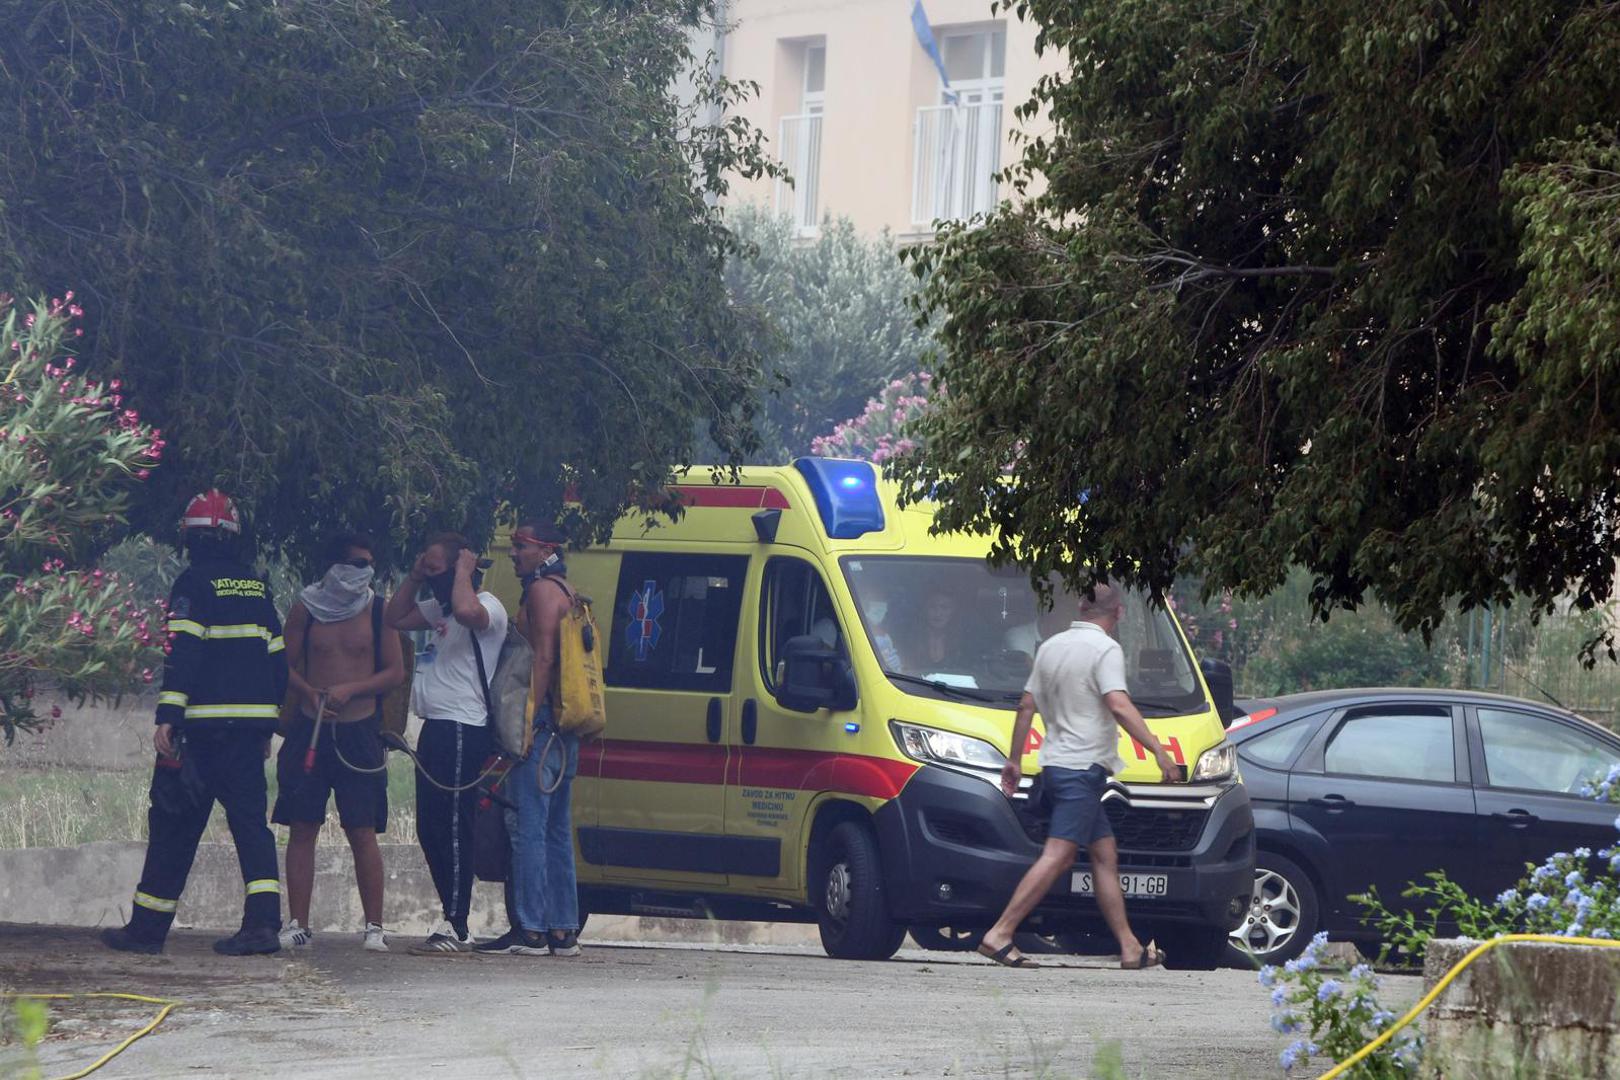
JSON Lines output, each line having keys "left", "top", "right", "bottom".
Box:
{"left": 8, "top": 692, "right": 158, "bottom": 771}
{"left": 1422, "top": 938, "right": 1620, "bottom": 1078}
{"left": 0, "top": 842, "right": 820, "bottom": 947}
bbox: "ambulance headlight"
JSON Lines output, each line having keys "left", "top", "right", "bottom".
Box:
{"left": 1190, "top": 742, "right": 1237, "bottom": 782}
{"left": 891, "top": 722, "right": 1007, "bottom": 774}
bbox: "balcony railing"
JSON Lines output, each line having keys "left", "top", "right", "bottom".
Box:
{"left": 911, "top": 101, "right": 1002, "bottom": 227}
{"left": 775, "top": 113, "right": 824, "bottom": 234}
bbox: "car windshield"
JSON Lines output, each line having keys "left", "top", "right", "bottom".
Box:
{"left": 839, "top": 557, "right": 1206, "bottom": 716}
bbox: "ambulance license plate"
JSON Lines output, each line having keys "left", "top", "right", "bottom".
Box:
{"left": 1071, "top": 872, "right": 1169, "bottom": 898}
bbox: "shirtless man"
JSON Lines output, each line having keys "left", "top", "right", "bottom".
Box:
{"left": 272, "top": 533, "right": 405, "bottom": 952}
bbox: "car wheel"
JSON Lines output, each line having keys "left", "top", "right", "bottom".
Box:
{"left": 1225, "top": 852, "right": 1320, "bottom": 968}
{"left": 1152, "top": 924, "right": 1230, "bottom": 970}
{"left": 908, "top": 925, "right": 984, "bottom": 952}
{"left": 816, "top": 821, "right": 906, "bottom": 961}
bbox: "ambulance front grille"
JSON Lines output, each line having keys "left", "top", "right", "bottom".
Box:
{"left": 1104, "top": 803, "right": 1207, "bottom": 851}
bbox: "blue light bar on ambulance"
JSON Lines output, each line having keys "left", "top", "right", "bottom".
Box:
{"left": 793, "top": 457, "right": 885, "bottom": 539}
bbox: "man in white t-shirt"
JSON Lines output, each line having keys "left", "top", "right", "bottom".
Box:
{"left": 977, "top": 583, "right": 1180, "bottom": 970}
{"left": 385, "top": 532, "right": 509, "bottom": 953}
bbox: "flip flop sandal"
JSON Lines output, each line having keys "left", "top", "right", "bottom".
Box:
{"left": 977, "top": 941, "right": 1040, "bottom": 968}
{"left": 1121, "top": 945, "right": 1167, "bottom": 970}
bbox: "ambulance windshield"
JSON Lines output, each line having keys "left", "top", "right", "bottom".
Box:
{"left": 840, "top": 557, "right": 1206, "bottom": 716}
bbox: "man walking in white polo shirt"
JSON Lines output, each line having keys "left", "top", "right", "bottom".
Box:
{"left": 978, "top": 583, "right": 1180, "bottom": 969}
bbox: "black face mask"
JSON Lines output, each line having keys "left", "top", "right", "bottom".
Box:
{"left": 427, "top": 568, "right": 456, "bottom": 612}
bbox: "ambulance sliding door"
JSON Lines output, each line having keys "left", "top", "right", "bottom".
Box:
{"left": 587, "top": 549, "right": 748, "bottom": 888}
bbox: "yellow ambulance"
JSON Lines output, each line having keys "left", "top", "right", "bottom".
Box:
{"left": 485, "top": 458, "right": 1254, "bottom": 965}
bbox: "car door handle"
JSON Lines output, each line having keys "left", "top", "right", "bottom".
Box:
{"left": 705, "top": 698, "right": 722, "bottom": 744}
{"left": 1492, "top": 810, "right": 1539, "bottom": 828}
{"left": 741, "top": 699, "right": 758, "bottom": 746}
{"left": 1308, "top": 795, "right": 1355, "bottom": 810}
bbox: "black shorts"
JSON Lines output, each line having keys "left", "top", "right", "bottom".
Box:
{"left": 272, "top": 714, "right": 388, "bottom": 833}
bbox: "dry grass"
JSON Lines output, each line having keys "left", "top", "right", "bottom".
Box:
{"left": 0, "top": 756, "right": 419, "bottom": 850}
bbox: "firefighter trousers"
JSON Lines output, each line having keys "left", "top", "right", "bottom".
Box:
{"left": 127, "top": 729, "right": 282, "bottom": 943}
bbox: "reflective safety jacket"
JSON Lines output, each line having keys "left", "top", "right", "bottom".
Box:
{"left": 156, "top": 558, "right": 289, "bottom": 732}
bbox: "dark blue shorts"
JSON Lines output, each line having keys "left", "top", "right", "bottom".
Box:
{"left": 1042, "top": 764, "right": 1114, "bottom": 846}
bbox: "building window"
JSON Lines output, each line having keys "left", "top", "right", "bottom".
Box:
{"left": 776, "top": 41, "right": 825, "bottom": 235}
{"left": 912, "top": 26, "right": 1005, "bottom": 226}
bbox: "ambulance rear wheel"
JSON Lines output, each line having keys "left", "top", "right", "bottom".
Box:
{"left": 816, "top": 821, "right": 904, "bottom": 961}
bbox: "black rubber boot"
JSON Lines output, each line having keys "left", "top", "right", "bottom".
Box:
{"left": 211, "top": 926, "right": 281, "bottom": 956}
{"left": 100, "top": 926, "right": 165, "bottom": 955}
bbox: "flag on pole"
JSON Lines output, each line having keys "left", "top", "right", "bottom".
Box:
{"left": 910, "top": 0, "right": 958, "bottom": 103}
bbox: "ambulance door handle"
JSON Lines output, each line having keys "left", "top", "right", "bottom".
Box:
{"left": 741, "top": 699, "right": 758, "bottom": 746}
{"left": 705, "top": 698, "right": 722, "bottom": 744}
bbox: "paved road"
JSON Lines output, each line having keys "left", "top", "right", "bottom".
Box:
{"left": 3, "top": 926, "right": 1421, "bottom": 1078}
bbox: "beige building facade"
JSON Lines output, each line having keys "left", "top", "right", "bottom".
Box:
{"left": 712, "top": 0, "right": 1063, "bottom": 240}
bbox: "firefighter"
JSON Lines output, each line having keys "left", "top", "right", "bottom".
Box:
{"left": 101, "top": 490, "right": 290, "bottom": 956}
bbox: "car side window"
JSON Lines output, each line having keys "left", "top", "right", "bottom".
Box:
{"left": 1323, "top": 708, "right": 1455, "bottom": 783}
{"left": 604, "top": 553, "right": 746, "bottom": 693}
{"left": 1240, "top": 719, "right": 1314, "bottom": 769}
{"left": 1478, "top": 708, "right": 1620, "bottom": 795}
{"left": 759, "top": 557, "right": 844, "bottom": 692}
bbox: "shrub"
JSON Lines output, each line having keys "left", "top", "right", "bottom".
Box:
{"left": 0, "top": 292, "right": 166, "bottom": 742}
{"left": 1259, "top": 933, "right": 1423, "bottom": 1076}
{"left": 810, "top": 372, "right": 935, "bottom": 464}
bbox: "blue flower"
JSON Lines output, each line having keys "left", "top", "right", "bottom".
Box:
{"left": 1573, "top": 847, "right": 1592, "bottom": 859}
{"left": 1372, "top": 1009, "right": 1396, "bottom": 1028}
{"left": 1279, "top": 1039, "right": 1319, "bottom": 1071}
{"left": 1348, "top": 963, "right": 1373, "bottom": 982}
{"left": 1316, "top": 979, "right": 1343, "bottom": 1002}
{"left": 1531, "top": 864, "right": 1558, "bottom": 885}
{"left": 1606, "top": 763, "right": 1620, "bottom": 784}
{"left": 1258, "top": 965, "right": 1279, "bottom": 988}
{"left": 1565, "top": 870, "right": 1584, "bottom": 887}
{"left": 1271, "top": 986, "right": 1288, "bottom": 1007}
{"left": 1393, "top": 1039, "right": 1424, "bottom": 1069}
{"left": 1272, "top": 1011, "right": 1300, "bottom": 1035}
{"left": 1592, "top": 928, "right": 1611, "bottom": 939}
{"left": 1284, "top": 953, "right": 1317, "bottom": 974}
{"left": 1527, "top": 893, "right": 1550, "bottom": 912}
{"left": 1496, "top": 888, "right": 1519, "bottom": 906}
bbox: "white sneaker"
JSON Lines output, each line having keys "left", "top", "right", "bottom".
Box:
{"left": 363, "top": 922, "right": 388, "bottom": 953}
{"left": 279, "top": 920, "right": 314, "bottom": 949}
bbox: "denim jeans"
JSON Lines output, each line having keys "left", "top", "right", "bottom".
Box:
{"left": 506, "top": 709, "right": 580, "bottom": 933}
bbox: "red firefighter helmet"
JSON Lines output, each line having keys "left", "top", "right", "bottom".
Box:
{"left": 180, "top": 489, "right": 241, "bottom": 534}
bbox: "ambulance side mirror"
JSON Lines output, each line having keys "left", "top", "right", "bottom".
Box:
{"left": 777, "top": 635, "right": 858, "bottom": 714}
{"left": 1201, "top": 657, "right": 1239, "bottom": 728}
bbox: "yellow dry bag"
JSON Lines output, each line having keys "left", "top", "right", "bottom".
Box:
{"left": 546, "top": 579, "right": 607, "bottom": 738}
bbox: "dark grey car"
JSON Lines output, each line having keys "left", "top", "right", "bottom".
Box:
{"left": 1224, "top": 688, "right": 1620, "bottom": 966}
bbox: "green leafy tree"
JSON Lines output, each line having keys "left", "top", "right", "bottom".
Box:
{"left": 0, "top": 0, "right": 778, "bottom": 569}
{"left": 1, "top": 294, "right": 166, "bottom": 742}
{"left": 726, "top": 206, "right": 932, "bottom": 460}
{"left": 897, "top": 1, "right": 1620, "bottom": 647}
